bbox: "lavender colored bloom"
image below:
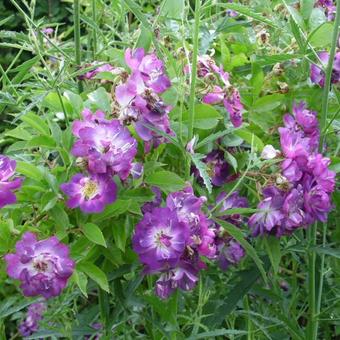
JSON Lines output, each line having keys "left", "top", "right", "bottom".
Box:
{"left": 42, "top": 27, "right": 54, "bottom": 35}
{"left": 19, "top": 302, "right": 46, "bottom": 337}
{"left": 72, "top": 113, "right": 137, "bottom": 179}
{"left": 78, "top": 62, "right": 118, "bottom": 80}
{"left": 224, "top": 88, "right": 244, "bottom": 128}
{"left": 166, "top": 185, "right": 207, "bottom": 226}
{"left": 216, "top": 191, "right": 248, "bottom": 225}
{"left": 60, "top": 173, "right": 117, "bottom": 214}
{"left": 310, "top": 51, "right": 340, "bottom": 87}
{"left": 132, "top": 207, "right": 189, "bottom": 270}
{"left": 5, "top": 232, "right": 75, "bottom": 298}
{"left": 249, "top": 187, "right": 285, "bottom": 236}
{"left": 317, "top": 0, "right": 336, "bottom": 20}
{"left": 131, "top": 162, "right": 144, "bottom": 179}
{"left": 115, "top": 49, "right": 174, "bottom": 150}
{"left": 0, "top": 155, "right": 23, "bottom": 208}
{"left": 155, "top": 260, "right": 201, "bottom": 299}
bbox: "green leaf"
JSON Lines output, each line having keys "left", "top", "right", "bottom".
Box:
{"left": 301, "top": 0, "right": 314, "bottom": 20}
{"left": 16, "top": 162, "right": 44, "bottom": 181}
{"left": 77, "top": 262, "right": 110, "bottom": 292}
{"left": 264, "top": 236, "right": 281, "bottom": 274}
{"left": 312, "top": 246, "right": 340, "bottom": 259}
{"left": 82, "top": 223, "right": 107, "bottom": 248}
{"left": 250, "top": 63, "right": 264, "bottom": 100}
{"left": 219, "top": 3, "right": 278, "bottom": 28}
{"left": 120, "top": 188, "right": 155, "bottom": 202}
{"left": 160, "top": 0, "right": 185, "bottom": 20}
{"left": 87, "top": 87, "right": 111, "bottom": 113}
{"left": 183, "top": 104, "right": 222, "bottom": 130}
{"left": 188, "top": 330, "right": 247, "bottom": 340}
{"left": 73, "top": 270, "right": 88, "bottom": 297}
{"left": 213, "top": 218, "right": 268, "bottom": 284}
{"left": 91, "top": 199, "right": 131, "bottom": 222}
{"left": 26, "top": 136, "right": 56, "bottom": 148}
{"left": 308, "top": 22, "right": 333, "bottom": 48}
{"left": 204, "top": 257, "right": 270, "bottom": 327}
{"left": 235, "top": 128, "right": 264, "bottom": 151}
{"left": 4, "top": 126, "right": 31, "bottom": 140}
{"left": 190, "top": 153, "right": 212, "bottom": 193}
{"left": 145, "top": 170, "right": 186, "bottom": 192}
{"left": 136, "top": 26, "right": 152, "bottom": 51}
{"left": 253, "top": 94, "right": 284, "bottom": 112}
{"left": 20, "top": 112, "right": 50, "bottom": 136}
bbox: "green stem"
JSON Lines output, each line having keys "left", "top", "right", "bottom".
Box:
{"left": 74, "top": 0, "right": 83, "bottom": 93}
{"left": 98, "top": 287, "right": 109, "bottom": 335}
{"left": 313, "top": 2, "right": 340, "bottom": 339}
{"left": 186, "top": 0, "right": 201, "bottom": 179}
{"left": 307, "top": 223, "right": 317, "bottom": 340}
{"left": 187, "top": 0, "right": 201, "bottom": 142}
{"left": 92, "top": 0, "right": 97, "bottom": 59}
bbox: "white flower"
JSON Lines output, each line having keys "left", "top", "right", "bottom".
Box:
{"left": 261, "top": 145, "right": 280, "bottom": 160}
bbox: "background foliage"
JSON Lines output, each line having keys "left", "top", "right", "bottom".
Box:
{"left": 0, "top": 0, "right": 339, "bottom": 339}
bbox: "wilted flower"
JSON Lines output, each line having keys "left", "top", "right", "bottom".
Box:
{"left": 19, "top": 302, "right": 46, "bottom": 337}
{"left": 60, "top": 173, "right": 117, "bottom": 213}
{"left": 72, "top": 111, "right": 137, "bottom": 179}
{"left": 5, "top": 232, "right": 74, "bottom": 298}
{"left": 0, "top": 155, "right": 23, "bottom": 208}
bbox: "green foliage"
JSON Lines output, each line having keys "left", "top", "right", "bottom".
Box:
{"left": 0, "top": 0, "right": 339, "bottom": 339}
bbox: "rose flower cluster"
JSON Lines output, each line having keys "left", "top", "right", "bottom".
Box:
{"left": 60, "top": 108, "right": 137, "bottom": 213}
{"left": 249, "top": 102, "right": 335, "bottom": 237}
{"left": 133, "top": 185, "right": 248, "bottom": 299}
{"left": 185, "top": 55, "right": 244, "bottom": 128}
{"left": 115, "top": 48, "right": 174, "bottom": 151}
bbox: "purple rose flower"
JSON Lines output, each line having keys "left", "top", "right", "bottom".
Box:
{"left": 131, "top": 162, "right": 144, "bottom": 179}
{"left": 0, "top": 155, "right": 23, "bottom": 208}
{"left": 115, "top": 49, "right": 174, "bottom": 150}
{"left": 155, "top": 259, "right": 202, "bottom": 299}
{"left": 310, "top": 51, "right": 340, "bottom": 87}
{"left": 317, "top": 0, "right": 336, "bottom": 20}
{"left": 5, "top": 232, "right": 75, "bottom": 298}
{"left": 78, "top": 62, "right": 118, "bottom": 80}
{"left": 216, "top": 191, "right": 248, "bottom": 225}
{"left": 223, "top": 88, "right": 244, "bottom": 128}
{"left": 71, "top": 113, "right": 137, "bottom": 179}
{"left": 249, "top": 187, "right": 285, "bottom": 236}
{"left": 60, "top": 173, "right": 117, "bottom": 214}
{"left": 132, "top": 207, "right": 189, "bottom": 270}
{"left": 19, "top": 302, "right": 46, "bottom": 337}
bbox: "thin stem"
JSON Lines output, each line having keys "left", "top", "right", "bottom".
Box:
{"left": 92, "top": 0, "right": 97, "bottom": 59}
{"left": 186, "top": 0, "right": 201, "bottom": 179}
{"left": 313, "top": 2, "right": 340, "bottom": 339}
{"left": 74, "top": 0, "right": 83, "bottom": 93}
{"left": 187, "top": 0, "right": 201, "bottom": 142}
